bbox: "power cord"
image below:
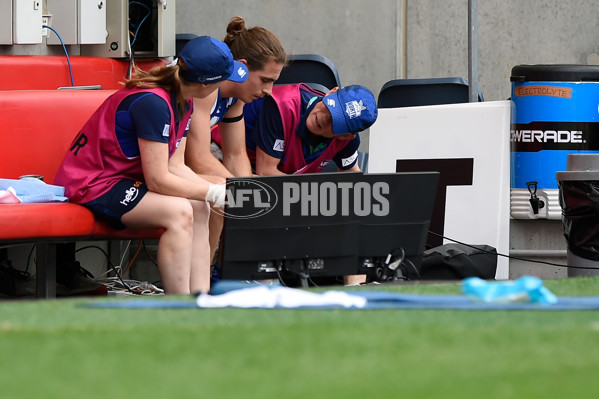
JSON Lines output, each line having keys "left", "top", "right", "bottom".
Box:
{"left": 121, "top": 240, "right": 143, "bottom": 276}
{"left": 75, "top": 245, "right": 133, "bottom": 293}
{"left": 43, "top": 25, "right": 74, "bottom": 87}
{"left": 428, "top": 231, "right": 599, "bottom": 271}
{"left": 25, "top": 244, "right": 35, "bottom": 274}
{"left": 375, "top": 247, "right": 420, "bottom": 282}
{"left": 142, "top": 240, "right": 158, "bottom": 266}
{"left": 76, "top": 244, "right": 164, "bottom": 295}
{"left": 126, "top": 1, "right": 151, "bottom": 79}
{"left": 128, "top": 1, "right": 152, "bottom": 48}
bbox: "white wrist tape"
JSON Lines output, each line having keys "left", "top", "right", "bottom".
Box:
{"left": 206, "top": 184, "right": 226, "bottom": 208}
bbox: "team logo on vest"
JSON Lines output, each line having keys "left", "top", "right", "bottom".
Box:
{"left": 273, "top": 139, "right": 285, "bottom": 151}
{"left": 345, "top": 100, "right": 366, "bottom": 119}
{"left": 341, "top": 151, "right": 358, "bottom": 167}
{"left": 327, "top": 98, "right": 336, "bottom": 107}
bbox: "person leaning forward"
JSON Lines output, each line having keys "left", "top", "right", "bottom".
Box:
{"left": 245, "top": 83, "right": 378, "bottom": 175}
{"left": 243, "top": 83, "right": 378, "bottom": 285}
{"left": 54, "top": 36, "right": 248, "bottom": 295}
{"left": 185, "top": 16, "right": 287, "bottom": 262}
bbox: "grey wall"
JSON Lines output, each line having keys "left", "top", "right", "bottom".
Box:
{"left": 177, "top": 0, "right": 599, "bottom": 101}
{"left": 176, "top": 0, "right": 401, "bottom": 99}
{"left": 406, "top": 0, "right": 599, "bottom": 101}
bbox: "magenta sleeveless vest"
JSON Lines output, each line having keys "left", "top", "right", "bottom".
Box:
{"left": 270, "top": 84, "right": 349, "bottom": 174}
{"left": 55, "top": 87, "right": 192, "bottom": 203}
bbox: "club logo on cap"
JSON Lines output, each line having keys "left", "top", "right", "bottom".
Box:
{"left": 327, "top": 98, "right": 336, "bottom": 107}
{"left": 345, "top": 100, "right": 366, "bottom": 120}
{"left": 237, "top": 67, "right": 247, "bottom": 79}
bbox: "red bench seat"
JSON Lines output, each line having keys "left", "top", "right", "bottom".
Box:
{"left": 0, "top": 88, "right": 164, "bottom": 298}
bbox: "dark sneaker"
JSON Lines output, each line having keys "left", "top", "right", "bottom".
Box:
{"left": 56, "top": 261, "right": 108, "bottom": 296}
{"left": 0, "top": 260, "right": 32, "bottom": 297}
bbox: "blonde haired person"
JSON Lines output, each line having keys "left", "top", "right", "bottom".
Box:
{"left": 55, "top": 37, "right": 248, "bottom": 294}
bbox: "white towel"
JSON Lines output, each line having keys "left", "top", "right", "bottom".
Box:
{"left": 197, "top": 286, "right": 367, "bottom": 309}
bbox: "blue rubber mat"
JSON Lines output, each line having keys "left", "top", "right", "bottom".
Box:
{"left": 86, "top": 291, "right": 599, "bottom": 311}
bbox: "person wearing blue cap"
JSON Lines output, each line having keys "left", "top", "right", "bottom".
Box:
{"left": 55, "top": 36, "right": 248, "bottom": 295}
{"left": 245, "top": 83, "right": 378, "bottom": 175}
{"left": 184, "top": 16, "right": 287, "bottom": 262}
{"left": 243, "top": 83, "right": 377, "bottom": 286}
{"left": 185, "top": 17, "right": 287, "bottom": 179}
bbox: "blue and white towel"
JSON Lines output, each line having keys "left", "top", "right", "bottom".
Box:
{"left": 0, "top": 178, "right": 68, "bottom": 203}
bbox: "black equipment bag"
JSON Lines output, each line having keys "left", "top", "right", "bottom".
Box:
{"left": 420, "top": 243, "right": 497, "bottom": 280}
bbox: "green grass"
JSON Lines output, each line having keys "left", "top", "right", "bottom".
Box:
{"left": 2, "top": 277, "right": 599, "bottom": 398}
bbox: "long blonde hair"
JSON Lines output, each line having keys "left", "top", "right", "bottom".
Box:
{"left": 125, "top": 64, "right": 189, "bottom": 118}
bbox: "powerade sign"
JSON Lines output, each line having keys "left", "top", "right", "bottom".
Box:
{"left": 510, "top": 81, "right": 599, "bottom": 189}
{"left": 511, "top": 122, "right": 599, "bottom": 151}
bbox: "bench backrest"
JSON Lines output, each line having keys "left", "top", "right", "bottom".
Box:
{"left": 0, "top": 55, "right": 166, "bottom": 90}
{"left": 0, "top": 89, "right": 115, "bottom": 184}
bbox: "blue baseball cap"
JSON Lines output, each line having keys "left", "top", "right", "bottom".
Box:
{"left": 323, "top": 85, "right": 378, "bottom": 135}
{"left": 178, "top": 36, "right": 248, "bottom": 84}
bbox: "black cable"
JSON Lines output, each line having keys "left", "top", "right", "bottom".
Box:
{"left": 74, "top": 245, "right": 133, "bottom": 293}
{"left": 276, "top": 266, "right": 289, "bottom": 287}
{"left": 428, "top": 231, "right": 599, "bottom": 270}
{"left": 403, "top": 257, "right": 421, "bottom": 280}
{"left": 377, "top": 248, "right": 407, "bottom": 281}
{"left": 306, "top": 275, "right": 320, "bottom": 288}
{"left": 127, "top": 47, "right": 135, "bottom": 80}
{"left": 25, "top": 244, "right": 36, "bottom": 274}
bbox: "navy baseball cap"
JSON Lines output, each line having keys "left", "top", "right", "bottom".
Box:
{"left": 178, "top": 36, "right": 248, "bottom": 84}
{"left": 323, "top": 85, "right": 378, "bottom": 135}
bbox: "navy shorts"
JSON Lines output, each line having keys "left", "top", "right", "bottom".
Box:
{"left": 84, "top": 179, "right": 148, "bottom": 230}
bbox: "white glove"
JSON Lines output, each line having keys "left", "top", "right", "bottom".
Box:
{"left": 206, "top": 184, "right": 226, "bottom": 208}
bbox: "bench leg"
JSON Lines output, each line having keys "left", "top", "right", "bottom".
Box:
{"left": 36, "top": 243, "right": 57, "bottom": 299}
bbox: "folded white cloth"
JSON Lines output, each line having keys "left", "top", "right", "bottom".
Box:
{"left": 196, "top": 285, "right": 367, "bottom": 309}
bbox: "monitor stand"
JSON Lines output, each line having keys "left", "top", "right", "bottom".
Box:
{"left": 284, "top": 259, "right": 313, "bottom": 288}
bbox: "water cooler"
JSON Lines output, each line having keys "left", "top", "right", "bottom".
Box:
{"left": 510, "top": 64, "right": 599, "bottom": 220}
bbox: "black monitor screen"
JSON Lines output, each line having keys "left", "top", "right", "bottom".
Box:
{"left": 219, "top": 171, "right": 439, "bottom": 284}
{"left": 355, "top": 172, "right": 439, "bottom": 278}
